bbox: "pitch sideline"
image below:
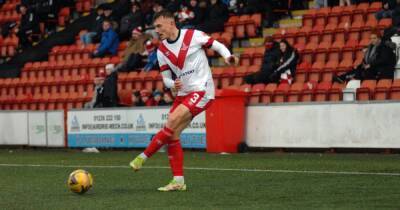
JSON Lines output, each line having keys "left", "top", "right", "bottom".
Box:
{"left": 0, "top": 163, "right": 399, "bottom": 176}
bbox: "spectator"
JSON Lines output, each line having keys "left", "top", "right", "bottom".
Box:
{"left": 80, "top": 6, "right": 105, "bottom": 47}
{"left": 94, "top": 64, "right": 119, "bottom": 107}
{"left": 114, "top": 27, "right": 152, "bottom": 72}
{"left": 132, "top": 90, "right": 145, "bottom": 106}
{"left": 143, "top": 40, "right": 158, "bottom": 71}
{"left": 333, "top": 31, "right": 397, "bottom": 83}
{"left": 376, "top": 0, "right": 397, "bottom": 20}
{"left": 273, "top": 40, "right": 299, "bottom": 84}
{"left": 160, "top": 91, "right": 174, "bottom": 105}
{"left": 314, "top": 0, "right": 328, "bottom": 8}
{"left": 113, "top": 0, "right": 132, "bottom": 21}
{"left": 119, "top": 2, "right": 144, "bottom": 40}
{"left": 166, "top": 0, "right": 181, "bottom": 13}
{"left": 188, "top": 0, "right": 205, "bottom": 26}
{"left": 103, "top": 4, "right": 119, "bottom": 30}
{"left": 84, "top": 72, "right": 106, "bottom": 108}
{"left": 92, "top": 19, "right": 120, "bottom": 58}
{"left": 197, "top": 0, "right": 229, "bottom": 33}
{"left": 140, "top": 89, "right": 155, "bottom": 106}
{"left": 339, "top": 0, "right": 351, "bottom": 6}
{"left": 16, "top": 4, "right": 40, "bottom": 48}
{"left": 37, "top": 0, "right": 59, "bottom": 33}
{"left": 244, "top": 37, "right": 281, "bottom": 84}
{"left": 152, "top": 90, "right": 167, "bottom": 105}
{"left": 177, "top": 4, "right": 195, "bottom": 28}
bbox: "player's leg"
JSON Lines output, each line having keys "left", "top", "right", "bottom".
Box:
{"left": 158, "top": 104, "right": 193, "bottom": 191}
{"left": 129, "top": 98, "right": 189, "bottom": 172}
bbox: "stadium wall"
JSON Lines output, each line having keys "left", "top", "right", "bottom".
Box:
{"left": 245, "top": 102, "right": 400, "bottom": 148}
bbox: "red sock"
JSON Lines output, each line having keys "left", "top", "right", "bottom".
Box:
{"left": 143, "top": 127, "right": 173, "bottom": 158}
{"left": 168, "top": 139, "right": 184, "bottom": 176}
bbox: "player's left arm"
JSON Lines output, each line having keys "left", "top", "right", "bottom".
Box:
{"left": 195, "top": 30, "right": 239, "bottom": 65}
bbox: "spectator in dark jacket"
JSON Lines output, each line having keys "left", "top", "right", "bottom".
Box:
{"left": 92, "top": 19, "right": 120, "bottom": 58}
{"left": 80, "top": 6, "right": 104, "bottom": 46}
{"left": 244, "top": 37, "right": 281, "bottom": 84}
{"left": 188, "top": 0, "right": 205, "bottom": 26}
{"left": 119, "top": 2, "right": 144, "bottom": 40}
{"left": 271, "top": 40, "right": 299, "bottom": 84}
{"left": 376, "top": 0, "right": 397, "bottom": 20}
{"left": 94, "top": 64, "right": 119, "bottom": 107}
{"left": 197, "top": 0, "right": 229, "bottom": 33}
{"left": 334, "top": 31, "right": 397, "bottom": 83}
{"left": 16, "top": 4, "right": 40, "bottom": 48}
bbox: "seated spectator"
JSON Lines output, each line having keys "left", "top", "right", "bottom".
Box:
{"left": 244, "top": 37, "right": 281, "bottom": 84}
{"left": 114, "top": 27, "right": 152, "bottom": 72}
{"left": 37, "top": 0, "right": 59, "bottom": 33}
{"left": 188, "top": 0, "right": 205, "bottom": 26}
{"left": 80, "top": 6, "right": 105, "bottom": 47}
{"left": 143, "top": 40, "right": 158, "bottom": 71}
{"left": 119, "top": 2, "right": 144, "bottom": 40}
{"left": 84, "top": 72, "right": 106, "bottom": 108}
{"left": 152, "top": 90, "right": 166, "bottom": 106}
{"left": 16, "top": 4, "right": 40, "bottom": 48}
{"left": 140, "top": 89, "right": 155, "bottom": 106}
{"left": 132, "top": 90, "right": 145, "bottom": 106}
{"left": 376, "top": 0, "right": 397, "bottom": 20}
{"left": 92, "top": 20, "right": 120, "bottom": 58}
{"left": 273, "top": 40, "right": 299, "bottom": 84}
{"left": 333, "top": 31, "right": 397, "bottom": 83}
{"left": 93, "top": 64, "right": 119, "bottom": 107}
{"left": 197, "top": 0, "right": 229, "bottom": 33}
{"left": 160, "top": 91, "right": 174, "bottom": 106}
{"left": 103, "top": 4, "right": 119, "bottom": 30}
{"left": 339, "top": 0, "right": 351, "bottom": 6}
{"left": 177, "top": 4, "right": 195, "bottom": 28}
{"left": 314, "top": 0, "right": 328, "bottom": 8}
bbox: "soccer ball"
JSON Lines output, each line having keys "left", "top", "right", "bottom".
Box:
{"left": 67, "top": 169, "right": 93, "bottom": 194}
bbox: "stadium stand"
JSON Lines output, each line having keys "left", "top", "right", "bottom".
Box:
{"left": 0, "top": 0, "right": 398, "bottom": 112}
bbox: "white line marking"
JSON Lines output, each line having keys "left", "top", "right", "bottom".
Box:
{"left": 0, "top": 163, "right": 399, "bottom": 176}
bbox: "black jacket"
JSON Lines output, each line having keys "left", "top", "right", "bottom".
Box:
{"left": 261, "top": 42, "right": 281, "bottom": 74}
{"left": 95, "top": 71, "right": 119, "bottom": 107}
{"left": 275, "top": 48, "right": 299, "bottom": 76}
{"left": 369, "top": 42, "right": 397, "bottom": 79}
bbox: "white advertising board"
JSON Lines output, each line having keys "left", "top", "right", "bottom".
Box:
{"left": 246, "top": 103, "right": 400, "bottom": 148}
{"left": 67, "top": 107, "right": 206, "bottom": 148}
{"left": 28, "top": 112, "right": 47, "bottom": 146}
{"left": 46, "top": 111, "right": 65, "bottom": 147}
{"left": 0, "top": 112, "right": 28, "bottom": 145}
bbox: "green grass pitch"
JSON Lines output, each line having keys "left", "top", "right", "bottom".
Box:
{"left": 0, "top": 149, "right": 399, "bottom": 210}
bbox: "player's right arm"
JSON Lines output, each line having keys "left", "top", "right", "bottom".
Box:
{"left": 157, "top": 50, "right": 182, "bottom": 91}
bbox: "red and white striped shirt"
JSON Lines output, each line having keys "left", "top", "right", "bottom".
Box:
{"left": 158, "top": 29, "right": 231, "bottom": 99}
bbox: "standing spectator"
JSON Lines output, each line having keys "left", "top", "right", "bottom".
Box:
{"left": 376, "top": 0, "right": 397, "bottom": 20}
{"left": 143, "top": 40, "right": 158, "bottom": 71}
{"left": 85, "top": 72, "right": 106, "bottom": 108}
{"left": 333, "top": 31, "right": 397, "bottom": 82}
{"left": 92, "top": 19, "right": 120, "bottom": 58}
{"left": 197, "top": 0, "right": 229, "bottom": 33}
{"left": 16, "top": 4, "right": 40, "bottom": 48}
{"left": 115, "top": 27, "right": 152, "bottom": 72}
{"left": 119, "top": 2, "right": 144, "bottom": 40}
{"left": 37, "top": 0, "right": 59, "bottom": 33}
{"left": 244, "top": 37, "right": 281, "bottom": 84}
{"left": 80, "top": 6, "right": 105, "bottom": 46}
{"left": 94, "top": 64, "right": 119, "bottom": 107}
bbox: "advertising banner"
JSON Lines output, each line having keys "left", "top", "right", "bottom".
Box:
{"left": 67, "top": 107, "right": 206, "bottom": 148}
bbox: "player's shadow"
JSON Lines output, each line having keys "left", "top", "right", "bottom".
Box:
{"left": 109, "top": 187, "right": 154, "bottom": 194}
